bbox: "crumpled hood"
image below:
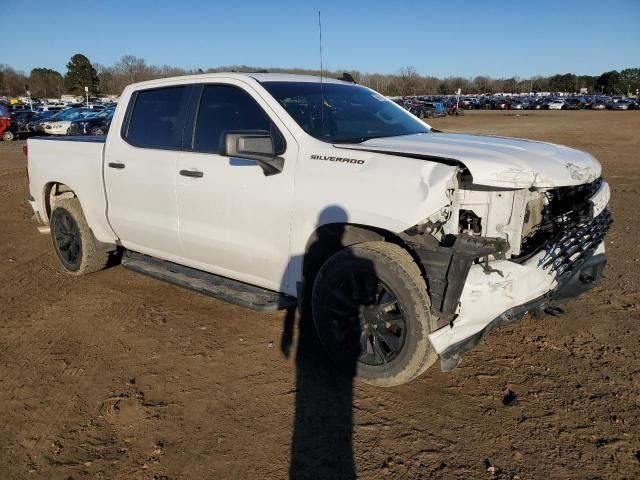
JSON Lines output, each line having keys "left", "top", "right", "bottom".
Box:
{"left": 339, "top": 132, "right": 601, "bottom": 188}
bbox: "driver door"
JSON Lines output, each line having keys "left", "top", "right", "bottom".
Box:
{"left": 175, "top": 82, "right": 297, "bottom": 292}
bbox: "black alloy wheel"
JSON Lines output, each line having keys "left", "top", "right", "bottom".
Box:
{"left": 321, "top": 266, "right": 407, "bottom": 367}
{"left": 52, "top": 209, "right": 82, "bottom": 270}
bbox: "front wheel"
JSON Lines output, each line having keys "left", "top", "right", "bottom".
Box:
{"left": 312, "top": 242, "right": 438, "bottom": 387}
{"left": 2, "top": 130, "right": 15, "bottom": 141}
{"left": 50, "top": 198, "right": 110, "bottom": 275}
{"left": 90, "top": 126, "right": 105, "bottom": 135}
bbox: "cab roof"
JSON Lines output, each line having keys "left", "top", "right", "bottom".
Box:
{"left": 127, "top": 72, "right": 352, "bottom": 90}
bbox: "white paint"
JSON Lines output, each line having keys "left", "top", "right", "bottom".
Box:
{"left": 341, "top": 132, "right": 601, "bottom": 188}
{"left": 590, "top": 181, "right": 611, "bottom": 218}
{"left": 26, "top": 139, "right": 115, "bottom": 244}
{"left": 44, "top": 121, "right": 73, "bottom": 135}
{"left": 428, "top": 241, "right": 606, "bottom": 354}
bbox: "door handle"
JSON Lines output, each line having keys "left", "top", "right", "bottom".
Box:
{"left": 108, "top": 162, "right": 125, "bottom": 169}
{"left": 179, "top": 169, "right": 204, "bottom": 178}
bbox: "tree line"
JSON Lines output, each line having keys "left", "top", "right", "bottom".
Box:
{"left": 1, "top": 54, "right": 639, "bottom": 99}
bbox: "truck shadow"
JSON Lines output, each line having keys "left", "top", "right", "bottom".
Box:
{"left": 280, "top": 206, "right": 374, "bottom": 480}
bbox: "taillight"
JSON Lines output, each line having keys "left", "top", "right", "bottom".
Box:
{"left": 22, "top": 145, "right": 28, "bottom": 157}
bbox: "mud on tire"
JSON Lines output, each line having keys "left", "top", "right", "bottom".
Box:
{"left": 50, "top": 198, "right": 110, "bottom": 275}
{"left": 311, "top": 241, "right": 439, "bottom": 387}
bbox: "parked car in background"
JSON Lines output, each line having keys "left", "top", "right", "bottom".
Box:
{"left": 548, "top": 99, "right": 566, "bottom": 110}
{"left": 530, "top": 100, "right": 545, "bottom": 110}
{"left": 10, "top": 109, "right": 34, "bottom": 122}
{"left": 421, "top": 102, "right": 446, "bottom": 118}
{"left": 68, "top": 107, "right": 115, "bottom": 135}
{"left": 511, "top": 99, "right": 530, "bottom": 110}
{"left": 591, "top": 99, "right": 608, "bottom": 110}
{"left": 611, "top": 100, "right": 634, "bottom": 110}
{"left": 10, "top": 104, "right": 31, "bottom": 113}
{"left": 566, "top": 98, "right": 585, "bottom": 110}
{"left": 43, "top": 108, "right": 93, "bottom": 135}
{"left": 475, "top": 98, "right": 493, "bottom": 109}
{"left": 36, "top": 105, "right": 66, "bottom": 112}
{"left": 6, "top": 111, "right": 37, "bottom": 139}
{"left": 26, "top": 111, "right": 57, "bottom": 133}
{"left": 492, "top": 98, "right": 510, "bottom": 109}
{"left": 1, "top": 105, "right": 13, "bottom": 141}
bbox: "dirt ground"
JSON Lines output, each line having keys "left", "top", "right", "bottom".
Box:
{"left": 0, "top": 110, "right": 639, "bottom": 480}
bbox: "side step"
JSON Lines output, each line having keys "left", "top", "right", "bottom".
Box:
{"left": 121, "top": 250, "right": 297, "bottom": 312}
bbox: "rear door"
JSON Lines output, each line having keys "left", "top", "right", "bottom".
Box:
{"left": 104, "top": 85, "right": 193, "bottom": 262}
{"left": 175, "top": 81, "right": 297, "bottom": 291}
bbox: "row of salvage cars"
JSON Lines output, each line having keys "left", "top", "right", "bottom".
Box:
{"left": 2, "top": 106, "right": 115, "bottom": 141}
{"left": 393, "top": 95, "right": 639, "bottom": 117}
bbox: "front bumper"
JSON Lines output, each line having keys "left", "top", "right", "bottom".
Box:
{"left": 428, "top": 207, "right": 612, "bottom": 371}
{"left": 430, "top": 245, "right": 607, "bottom": 371}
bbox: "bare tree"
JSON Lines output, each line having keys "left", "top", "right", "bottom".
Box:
{"left": 397, "top": 66, "right": 420, "bottom": 96}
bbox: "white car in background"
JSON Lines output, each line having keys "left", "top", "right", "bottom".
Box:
{"left": 45, "top": 121, "right": 74, "bottom": 135}
{"left": 42, "top": 108, "right": 91, "bottom": 135}
{"left": 548, "top": 100, "right": 566, "bottom": 110}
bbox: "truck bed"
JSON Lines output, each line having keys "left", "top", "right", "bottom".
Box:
{"left": 26, "top": 136, "right": 117, "bottom": 245}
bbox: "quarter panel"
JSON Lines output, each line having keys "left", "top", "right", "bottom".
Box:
{"left": 27, "top": 138, "right": 116, "bottom": 243}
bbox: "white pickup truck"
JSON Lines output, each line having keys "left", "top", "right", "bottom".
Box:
{"left": 26, "top": 73, "right": 612, "bottom": 386}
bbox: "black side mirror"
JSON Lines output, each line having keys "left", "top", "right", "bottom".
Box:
{"left": 223, "top": 131, "right": 284, "bottom": 176}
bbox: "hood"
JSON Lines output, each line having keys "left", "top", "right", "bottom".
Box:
{"left": 338, "top": 132, "right": 601, "bottom": 188}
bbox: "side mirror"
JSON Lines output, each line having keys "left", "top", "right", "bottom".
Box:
{"left": 223, "top": 131, "right": 284, "bottom": 176}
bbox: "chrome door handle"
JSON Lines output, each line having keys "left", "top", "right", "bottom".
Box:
{"left": 108, "top": 162, "right": 125, "bottom": 169}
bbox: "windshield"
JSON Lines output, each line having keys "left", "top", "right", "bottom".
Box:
{"left": 50, "top": 109, "right": 84, "bottom": 121}
{"left": 261, "top": 81, "right": 430, "bottom": 143}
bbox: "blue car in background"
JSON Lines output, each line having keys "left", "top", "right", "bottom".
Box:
{"left": 68, "top": 108, "right": 115, "bottom": 135}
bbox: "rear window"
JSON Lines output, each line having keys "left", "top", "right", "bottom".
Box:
{"left": 126, "top": 86, "right": 190, "bottom": 149}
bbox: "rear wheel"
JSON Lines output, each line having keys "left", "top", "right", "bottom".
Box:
{"left": 50, "top": 198, "right": 110, "bottom": 275}
{"left": 312, "top": 241, "right": 438, "bottom": 387}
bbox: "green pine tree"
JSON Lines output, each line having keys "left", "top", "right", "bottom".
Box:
{"left": 64, "top": 54, "right": 99, "bottom": 95}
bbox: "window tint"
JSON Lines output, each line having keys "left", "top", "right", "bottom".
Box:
{"left": 262, "top": 81, "right": 429, "bottom": 144}
{"left": 194, "top": 85, "right": 284, "bottom": 154}
{"left": 126, "top": 86, "right": 190, "bottom": 149}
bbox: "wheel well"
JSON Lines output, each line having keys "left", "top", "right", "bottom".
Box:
{"left": 302, "top": 223, "right": 424, "bottom": 293}
{"left": 44, "top": 182, "right": 76, "bottom": 221}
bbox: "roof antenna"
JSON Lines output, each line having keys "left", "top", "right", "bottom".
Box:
{"left": 318, "top": 10, "right": 324, "bottom": 129}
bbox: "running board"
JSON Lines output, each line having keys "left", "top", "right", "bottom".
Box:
{"left": 121, "top": 250, "right": 297, "bottom": 312}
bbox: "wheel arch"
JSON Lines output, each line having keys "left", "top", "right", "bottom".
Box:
{"left": 302, "top": 223, "right": 426, "bottom": 294}
{"left": 43, "top": 181, "right": 78, "bottom": 222}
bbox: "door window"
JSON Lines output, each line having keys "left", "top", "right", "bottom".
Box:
{"left": 125, "top": 86, "right": 190, "bottom": 149}
{"left": 193, "top": 85, "right": 284, "bottom": 154}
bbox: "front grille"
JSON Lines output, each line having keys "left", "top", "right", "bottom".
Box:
{"left": 538, "top": 208, "right": 612, "bottom": 285}
{"left": 518, "top": 177, "right": 605, "bottom": 259}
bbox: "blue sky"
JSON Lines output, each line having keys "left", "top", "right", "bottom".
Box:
{"left": 4, "top": 0, "right": 639, "bottom": 78}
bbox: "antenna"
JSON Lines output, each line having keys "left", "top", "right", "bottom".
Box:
{"left": 318, "top": 10, "right": 324, "bottom": 128}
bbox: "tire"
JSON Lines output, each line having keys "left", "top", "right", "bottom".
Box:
{"left": 311, "top": 241, "right": 438, "bottom": 387}
{"left": 50, "top": 198, "right": 110, "bottom": 275}
{"left": 90, "top": 126, "right": 104, "bottom": 135}
{"left": 2, "top": 130, "right": 15, "bottom": 141}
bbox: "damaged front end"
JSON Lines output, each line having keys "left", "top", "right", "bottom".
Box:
{"left": 401, "top": 172, "right": 612, "bottom": 371}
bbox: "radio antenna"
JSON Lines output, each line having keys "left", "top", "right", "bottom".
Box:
{"left": 318, "top": 10, "right": 324, "bottom": 127}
